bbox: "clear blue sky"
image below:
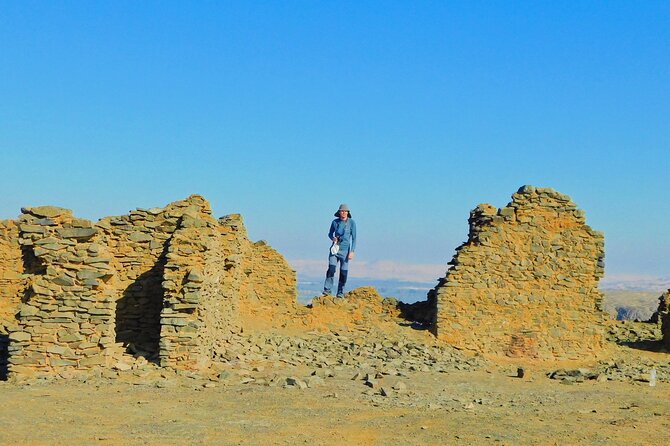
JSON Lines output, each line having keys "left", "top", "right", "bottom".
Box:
{"left": 1, "top": 1, "right": 668, "bottom": 282}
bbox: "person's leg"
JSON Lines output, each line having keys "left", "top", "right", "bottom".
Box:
{"left": 323, "top": 254, "right": 337, "bottom": 295}
{"left": 336, "top": 254, "right": 349, "bottom": 297}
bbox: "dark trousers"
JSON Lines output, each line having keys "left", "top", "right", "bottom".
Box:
{"left": 323, "top": 252, "right": 348, "bottom": 296}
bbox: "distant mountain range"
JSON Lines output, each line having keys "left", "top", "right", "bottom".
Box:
{"left": 599, "top": 276, "right": 670, "bottom": 292}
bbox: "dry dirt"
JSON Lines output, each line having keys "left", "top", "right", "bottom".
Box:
{"left": 1, "top": 362, "right": 668, "bottom": 446}
{"left": 2, "top": 289, "right": 669, "bottom": 445}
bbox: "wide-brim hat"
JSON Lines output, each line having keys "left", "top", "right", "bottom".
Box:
{"left": 334, "top": 204, "right": 352, "bottom": 218}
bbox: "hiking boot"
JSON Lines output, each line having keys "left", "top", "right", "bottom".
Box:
{"left": 336, "top": 293, "right": 344, "bottom": 298}
{"left": 322, "top": 291, "right": 331, "bottom": 297}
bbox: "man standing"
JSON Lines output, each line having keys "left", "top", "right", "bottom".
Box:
{"left": 323, "top": 204, "right": 356, "bottom": 298}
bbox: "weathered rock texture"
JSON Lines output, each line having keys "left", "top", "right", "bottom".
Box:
{"left": 431, "top": 186, "right": 608, "bottom": 359}
{"left": 0, "top": 196, "right": 296, "bottom": 378}
{"left": 657, "top": 290, "right": 670, "bottom": 349}
{"left": 0, "top": 220, "right": 25, "bottom": 379}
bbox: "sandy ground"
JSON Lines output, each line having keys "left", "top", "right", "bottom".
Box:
{"left": 2, "top": 290, "right": 668, "bottom": 445}
{"left": 1, "top": 361, "right": 668, "bottom": 446}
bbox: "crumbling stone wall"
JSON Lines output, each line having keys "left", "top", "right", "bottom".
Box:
{"left": 0, "top": 220, "right": 25, "bottom": 378}
{"left": 96, "top": 200, "right": 189, "bottom": 358}
{"left": 8, "top": 206, "right": 118, "bottom": 377}
{"left": 247, "top": 241, "right": 298, "bottom": 306}
{"left": 432, "top": 186, "right": 608, "bottom": 360}
{"left": 0, "top": 221, "right": 24, "bottom": 317}
{"left": 657, "top": 290, "right": 670, "bottom": 349}
{"left": 216, "top": 214, "right": 251, "bottom": 330}
{"left": 159, "top": 202, "right": 222, "bottom": 369}
{"left": 215, "top": 214, "right": 299, "bottom": 331}
{"left": 1, "top": 195, "right": 297, "bottom": 378}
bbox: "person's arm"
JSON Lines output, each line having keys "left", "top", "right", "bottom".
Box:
{"left": 328, "top": 220, "right": 337, "bottom": 242}
{"left": 348, "top": 220, "right": 356, "bottom": 259}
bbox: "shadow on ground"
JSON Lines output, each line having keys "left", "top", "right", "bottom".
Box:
{"left": 617, "top": 338, "right": 667, "bottom": 353}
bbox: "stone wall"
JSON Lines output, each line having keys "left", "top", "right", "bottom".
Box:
{"left": 246, "top": 241, "right": 298, "bottom": 307}
{"left": 212, "top": 213, "right": 300, "bottom": 331}
{"left": 96, "top": 200, "right": 187, "bottom": 358}
{"left": 159, "top": 202, "right": 221, "bottom": 369}
{"left": 8, "top": 206, "right": 118, "bottom": 377}
{"left": 0, "top": 221, "right": 24, "bottom": 318}
{"left": 658, "top": 290, "right": 670, "bottom": 349}
{"left": 1, "top": 195, "right": 297, "bottom": 378}
{"left": 216, "top": 214, "right": 251, "bottom": 332}
{"left": 0, "top": 220, "right": 25, "bottom": 379}
{"left": 432, "top": 186, "right": 608, "bottom": 360}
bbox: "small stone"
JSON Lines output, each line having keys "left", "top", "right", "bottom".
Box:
{"left": 286, "top": 377, "right": 307, "bottom": 389}
{"left": 56, "top": 228, "right": 97, "bottom": 239}
{"left": 499, "top": 207, "right": 515, "bottom": 218}
{"left": 22, "top": 205, "right": 71, "bottom": 218}
{"left": 187, "top": 269, "right": 204, "bottom": 283}
{"left": 50, "top": 359, "right": 78, "bottom": 367}
{"left": 76, "top": 269, "right": 106, "bottom": 280}
{"left": 306, "top": 376, "right": 325, "bottom": 388}
{"left": 31, "top": 283, "right": 53, "bottom": 296}
{"left": 9, "top": 331, "right": 31, "bottom": 342}
{"left": 113, "top": 362, "right": 133, "bottom": 371}
{"left": 128, "top": 232, "right": 153, "bottom": 242}
{"left": 84, "top": 257, "right": 111, "bottom": 265}
{"left": 19, "top": 305, "right": 39, "bottom": 317}
{"left": 35, "top": 218, "right": 57, "bottom": 226}
{"left": 53, "top": 275, "right": 76, "bottom": 286}
{"left": 19, "top": 224, "right": 45, "bottom": 234}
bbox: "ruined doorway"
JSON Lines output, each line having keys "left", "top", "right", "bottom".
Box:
{"left": 114, "top": 256, "right": 166, "bottom": 362}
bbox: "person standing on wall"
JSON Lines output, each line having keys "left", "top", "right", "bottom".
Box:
{"left": 323, "top": 204, "right": 356, "bottom": 298}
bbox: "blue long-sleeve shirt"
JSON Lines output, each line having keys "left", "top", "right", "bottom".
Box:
{"left": 328, "top": 218, "right": 356, "bottom": 253}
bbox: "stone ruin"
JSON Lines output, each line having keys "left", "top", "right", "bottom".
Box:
{"left": 1, "top": 187, "right": 664, "bottom": 380}
{"left": 657, "top": 290, "right": 670, "bottom": 349}
{"left": 430, "top": 186, "right": 609, "bottom": 360}
{"left": 0, "top": 195, "right": 296, "bottom": 379}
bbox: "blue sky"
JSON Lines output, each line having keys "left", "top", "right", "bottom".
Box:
{"left": 1, "top": 2, "right": 668, "bottom": 282}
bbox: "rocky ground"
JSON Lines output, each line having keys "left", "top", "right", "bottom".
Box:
{"left": 1, "top": 289, "right": 669, "bottom": 445}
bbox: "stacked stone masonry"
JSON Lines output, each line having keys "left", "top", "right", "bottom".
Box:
{"left": 0, "top": 195, "right": 297, "bottom": 378}
{"left": 431, "top": 186, "right": 608, "bottom": 360}
{"left": 2, "top": 187, "right": 658, "bottom": 378}
{"left": 658, "top": 290, "right": 670, "bottom": 349}
{"left": 0, "top": 220, "right": 25, "bottom": 379}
